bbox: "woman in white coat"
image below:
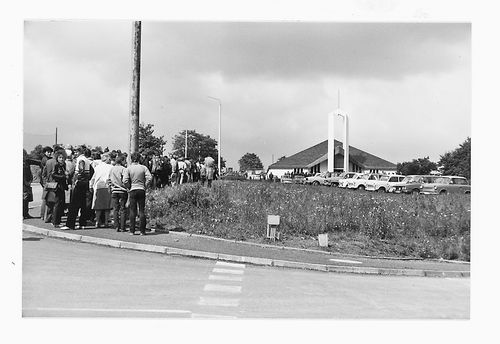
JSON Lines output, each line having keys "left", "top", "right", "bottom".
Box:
{"left": 90, "top": 153, "right": 113, "bottom": 227}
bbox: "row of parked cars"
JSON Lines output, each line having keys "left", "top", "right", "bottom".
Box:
{"left": 302, "top": 172, "right": 471, "bottom": 195}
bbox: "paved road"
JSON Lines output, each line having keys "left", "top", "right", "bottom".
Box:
{"left": 22, "top": 232, "right": 470, "bottom": 318}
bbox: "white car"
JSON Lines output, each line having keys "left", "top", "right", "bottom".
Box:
{"left": 303, "top": 172, "right": 333, "bottom": 186}
{"left": 366, "top": 174, "right": 406, "bottom": 193}
{"left": 338, "top": 172, "right": 362, "bottom": 188}
{"left": 347, "top": 173, "right": 383, "bottom": 191}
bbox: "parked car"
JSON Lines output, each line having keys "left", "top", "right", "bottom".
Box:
{"left": 220, "top": 172, "right": 246, "bottom": 181}
{"left": 420, "top": 176, "right": 471, "bottom": 195}
{"left": 280, "top": 174, "right": 306, "bottom": 184}
{"left": 347, "top": 173, "right": 383, "bottom": 191}
{"left": 293, "top": 175, "right": 306, "bottom": 184}
{"left": 303, "top": 172, "right": 333, "bottom": 186}
{"left": 324, "top": 171, "right": 350, "bottom": 187}
{"left": 390, "top": 175, "right": 439, "bottom": 194}
{"left": 247, "top": 173, "right": 262, "bottom": 180}
{"left": 366, "top": 174, "right": 406, "bottom": 193}
{"left": 338, "top": 172, "right": 362, "bottom": 188}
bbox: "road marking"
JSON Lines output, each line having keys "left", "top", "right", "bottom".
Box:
{"left": 329, "top": 259, "right": 363, "bottom": 264}
{"left": 198, "top": 297, "right": 240, "bottom": 307}
{"left": 204, "top": 284, "right": 242, "bottom": 293}
{"left": 215, "top": 261, "right": 246, "bottom": 269}
{"left": 209, "top": 274, "right": 243, "bottom": 282}
{"left": 213, "top": 268, "right": 244, "bottom": 275}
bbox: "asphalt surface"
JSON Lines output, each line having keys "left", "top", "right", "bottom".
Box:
{"left": 22, "top": 232, "right": 470, "bottom": 318}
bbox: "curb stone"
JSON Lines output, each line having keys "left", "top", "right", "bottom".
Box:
{"left": 120, "top": 242, "right": 167, "bottom": 254}
{"left": 80, "top": 236, "right": 121, "bottom": 248}
{"left": 22, "top": 224, "right": 469, "bottom": 278}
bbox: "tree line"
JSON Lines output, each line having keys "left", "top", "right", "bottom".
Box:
{"left": 396, "top": 137, "right": 471, "bottom": 179}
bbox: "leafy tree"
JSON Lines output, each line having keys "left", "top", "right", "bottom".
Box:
{"left": 139, "top": 123, "right": 166, "bottom": 156}
{"left": 29, "top": 144, "right": 44, "bottom": 160}
{"left": 397, "top": 157, "right": 437, "bottom": 175}
{"left": 239, "top": 153, "right": 264, "bottom": 171}
{"left": 171, "top": 130, "right": 226, "bottom": 167}
{"left": 438, "top": 137, "right": 471, "bottom": 180}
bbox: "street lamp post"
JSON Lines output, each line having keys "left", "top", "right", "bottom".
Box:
{"left": 208, "top": 96, "right": 222, "bottom": 174}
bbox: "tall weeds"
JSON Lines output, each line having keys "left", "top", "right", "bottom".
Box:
{"left": 146, "top": 181, "right": 471, "bottom": 261}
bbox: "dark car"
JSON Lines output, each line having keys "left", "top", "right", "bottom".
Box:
{"left": 390, "top": 175, "right": 439, "bottom": 194}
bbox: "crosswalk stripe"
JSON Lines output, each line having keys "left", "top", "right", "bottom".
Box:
{"left": 198, "top": 297, "right": 240, "bottom": 307}
{"left": 204, "top": 284, "right": 242, "bottom": 293}
{"left": 209, "top": 274, "right": 243, "bottom": 282}
{"left": 215, "top": 261, "right": 246, "bottom": 269}
{"left": 212, "top": 268, "right": 244, "bottom": 275}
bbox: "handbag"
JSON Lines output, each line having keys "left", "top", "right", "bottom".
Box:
{"left": 45, "top": 181, "right": 58, "bottom": 191}
{"left": 23, "top": 186, "right": 33, "bottom": 202}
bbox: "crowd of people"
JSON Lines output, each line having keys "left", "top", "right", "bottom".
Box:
{"left": 22, "top": 144, "right": 218, "bottom": 234}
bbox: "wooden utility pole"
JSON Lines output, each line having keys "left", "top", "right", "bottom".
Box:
{"left": 129, "top": 21, "right": 142, "bottom": 161}
{"left": 185, "top": 129, "right": 188, "bottom": 158}
{"left": 55, "top": 127, "right": 58, "bottom": 146}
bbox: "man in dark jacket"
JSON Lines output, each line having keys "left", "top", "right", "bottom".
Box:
{"left": 61, "top": 146, "right": 94, "bottom": 230}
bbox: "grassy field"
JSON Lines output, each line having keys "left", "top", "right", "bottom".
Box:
{"left": 146, "top": 181, "right": 471, "bottom": 261}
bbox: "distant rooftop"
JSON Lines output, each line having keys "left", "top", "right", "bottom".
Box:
{"left": 269, "top": 139, "right": 396, "bottom": 170}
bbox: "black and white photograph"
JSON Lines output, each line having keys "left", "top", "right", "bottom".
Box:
{"left": 5, "top": 0, "right": 498, "bottom": 343}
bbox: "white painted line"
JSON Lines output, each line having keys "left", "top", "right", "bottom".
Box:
{"left": 204, "top": 284, "right": 242, "bottom": 293}
{"left": 198, "top": 297, "right": 240, "bottom": 307}
{"left": 329, "top": 259, "right": 363, "bottom": 264}
{"left": 212, "top": 268, "right": 244, "bottom": 275}
{"left": 216, "top": 261, "right": 246, "bottom": 269}
{"left": 209, "top": 274, "right": 243, "bottom": 282}
{"left": 23, "top": 307, "right": 191, "bottom": 314}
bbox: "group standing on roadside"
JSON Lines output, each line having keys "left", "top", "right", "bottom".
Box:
{"left": 23, "top": 144, "right": 219, "bottom": 234}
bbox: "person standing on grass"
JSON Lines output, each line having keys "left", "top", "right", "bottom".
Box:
{"left": 177, "top": 157, "right": 186, "bottom": 185}
{"left": 109, "top": 154, "right": 128, "bottom": 232}
{"left": 123, "top": 152, "right": 152, "bottom": 235}
{"left": 170, "top": 155, "right": 178, "bottom": 186}
{"left": 204, "top": 157, "right": 215, "bottom": 188}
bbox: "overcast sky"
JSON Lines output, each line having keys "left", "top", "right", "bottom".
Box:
{"left": 24, "top": 21, "right": 470, "bottom": 169}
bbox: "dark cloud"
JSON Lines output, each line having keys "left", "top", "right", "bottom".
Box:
{"left": 145, "top": 22, "right": 470, "bottom": 80}
{"left": 24, "top": 21, "right": 470, "bottom": 167}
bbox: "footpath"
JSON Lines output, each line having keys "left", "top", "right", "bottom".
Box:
{"left": 22, "top": 216, "right": 470, "bottom": 278}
